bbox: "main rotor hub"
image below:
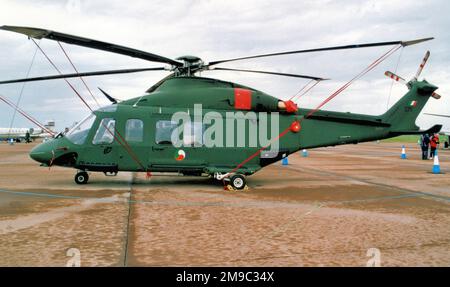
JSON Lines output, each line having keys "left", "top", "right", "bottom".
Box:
{"left": 176, "top": 55, "right": 203, "bottom": 65}
{"left": 174, "top": 55, "right": 205, "bottom": 76}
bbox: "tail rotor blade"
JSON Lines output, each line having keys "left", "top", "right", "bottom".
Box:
{"left": 415, "top": 50, "right": 430, "bottom": 79}
{"left": 385, "top": 71, "right": 406, "bottom": 84}
{"left": 431, "top": 92, "right": 441, "bottom": 99}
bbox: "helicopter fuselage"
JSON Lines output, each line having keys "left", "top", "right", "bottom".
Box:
{"left": 29, "top": 76, "right": 440, "bottom": 184}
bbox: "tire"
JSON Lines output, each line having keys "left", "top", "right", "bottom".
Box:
{"left": 75, "top": 172, "right": 89, "bottom": 184}
{"left": 230, "top": 174, "right": 246, "bottom": 190}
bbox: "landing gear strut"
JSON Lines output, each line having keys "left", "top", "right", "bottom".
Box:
{"left": 75, "top": 171, "right": 89, "bottom": 184}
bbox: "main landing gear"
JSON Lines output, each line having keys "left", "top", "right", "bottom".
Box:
{"left": 215, "top": 172, "right": 248, "bottom": 191}
{"left": 74, "top": 171, "right": 89, "bottom": 184}
{"left": 229, "top": 174, "right": 246, "bottom": 190}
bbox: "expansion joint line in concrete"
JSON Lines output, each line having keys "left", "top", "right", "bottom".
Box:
{"left": 122, "top": 172, "right": 136, "bottom": 267}
{"left": 285, "top": 165, "right": 450, "bottom": 203}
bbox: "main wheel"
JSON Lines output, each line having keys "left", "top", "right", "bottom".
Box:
{"left": 230, "top": 174, "right": 246, "bottom": 190}
{"left": 75, "top": 171, "right": 89, "bottom": 184}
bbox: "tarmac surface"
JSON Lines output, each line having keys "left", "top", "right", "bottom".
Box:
{"left": 0, "top": 141, "right": 449, "bottom": 266}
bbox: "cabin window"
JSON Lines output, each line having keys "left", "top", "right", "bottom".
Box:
{"left": 92, "top": 118, "right": 115, "bottom": 144}
{"left": 125, "top": 119, "right": 144, "bottom": 142}
{"left": 155, "top": 120, "right": 178, "bottom": 145}
{"left": 66, "top": 114, "right": 96, "bottom": 145}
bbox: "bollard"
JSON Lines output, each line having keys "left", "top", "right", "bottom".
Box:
{"left": 401, "top": 145, "right": 407, "bottom": 159}
{"left": 432, "top": 150, "right": 441, "bottom": 174}
{"left": 302, "top": 149, "right": 308, "bottom": 157}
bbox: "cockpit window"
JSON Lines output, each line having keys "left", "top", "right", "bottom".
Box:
{"left": 66, "top": 114, "right": 96, "bottom": 145}
{"left": 92, "top": 118, "right": 116, "bottom": 144}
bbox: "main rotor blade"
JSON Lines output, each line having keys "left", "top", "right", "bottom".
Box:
{"left": 0, "top": 25, "right": 182, "bottom": 67}
{"left": 208, "top": 38, "right": 434, "bottom": 66}
{"left": 210, "top": 67, "right": 327, "bottom": 81}
{"left": 0, "top": 67, "right": 166, "bottom": 85}
{"left": 415, "top": 50, "right": 430, "bottom": 79}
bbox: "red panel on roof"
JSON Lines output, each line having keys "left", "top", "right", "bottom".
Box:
{"left": 234, "top": 88, "right": 252, "bottom": 110}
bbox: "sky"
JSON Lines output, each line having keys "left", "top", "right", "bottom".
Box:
{"left": 0, "top": 0, "right": 449, "bottom": 132}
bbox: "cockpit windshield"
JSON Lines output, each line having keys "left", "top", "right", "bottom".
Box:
{"left": 66, "top": 114, "right": 96, "bottom": 145}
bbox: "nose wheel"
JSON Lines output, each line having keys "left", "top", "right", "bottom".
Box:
{"left": 74, "top": 171, "right": 89, "bottom": 184}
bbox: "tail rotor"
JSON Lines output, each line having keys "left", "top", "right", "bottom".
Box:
{"left": 384, "top": 50, "right": 441, "bottom": 99}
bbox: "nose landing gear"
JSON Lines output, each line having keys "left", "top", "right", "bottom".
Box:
{"left": 74, "top": 171, "right": 89, "bottom": 184}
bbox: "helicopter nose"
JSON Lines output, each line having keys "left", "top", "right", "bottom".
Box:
{"left": 29, "top": 143, "right": 52, "bottom": 164}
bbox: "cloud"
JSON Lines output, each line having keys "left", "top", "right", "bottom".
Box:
{"left": 0, "top": 0, "right": 448, "bottom": 131}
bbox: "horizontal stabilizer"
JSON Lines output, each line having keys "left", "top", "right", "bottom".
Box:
{"left": 431, "top": 92, "right": 441, "bottom": 99}
{"left": 389, "top": 124, "right": 442, "bottom": 136}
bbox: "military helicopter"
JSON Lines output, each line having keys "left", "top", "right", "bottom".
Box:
{"left": 0, "top": 26, "right": 442, "bottom": 189}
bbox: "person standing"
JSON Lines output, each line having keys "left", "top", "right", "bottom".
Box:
{"left": 420, "top": 133, "right": 430, "bottom": 160}
{"left": 430, "top": 133, "right": 440, "bottom": 159}
{"left": 25, "top": 130, "right": 30, "bottom": 143}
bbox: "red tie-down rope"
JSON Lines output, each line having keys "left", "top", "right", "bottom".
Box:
{"left": 289, "top": 79, "right": 322, "bottom": 102}
{"left": 228, "top": 44, "right": 402, "bottom": 176}
{"left": 31, "top": 39, "right": 94, "bottom": 113}
{"left": 57, "top": 42, "right": 101, "bottom": 108}
{"left": 33, "top": 39, "right": 151, "bottom": 177}
{"left": 305, "top": 44, "right": 401, "bottom": 118}
{"left": 0, "top": 95, "right": 55, "bottom": 136}
{"left": 289, "top": 79, "right": 314, "bottom": 101}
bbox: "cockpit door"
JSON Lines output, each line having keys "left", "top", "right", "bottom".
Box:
{"left": 78, "top": 117, "right": 118, "bottom": 172}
